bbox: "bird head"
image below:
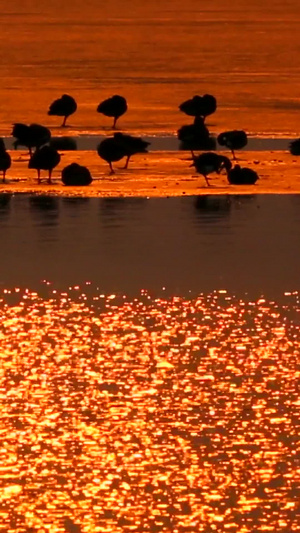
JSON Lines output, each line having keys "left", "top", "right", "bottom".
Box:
{"left": 219, "top": 156, "right": 232, "bottom": 173}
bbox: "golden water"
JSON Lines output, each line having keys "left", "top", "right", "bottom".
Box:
{"left": 0, "top": 286, "right": 299, "bottom": 532}
{"left": 1, "top": 3, "right": 300, "bottom": 530}
{"left": 1, "top": 0, "right": 300, "bottom": 136}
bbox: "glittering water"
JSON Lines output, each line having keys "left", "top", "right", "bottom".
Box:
{"left": 0, "top": 195, "right": 300, "bottom": 532}
{"left": 0, "top": 287, "right": 299, "bottom": 532}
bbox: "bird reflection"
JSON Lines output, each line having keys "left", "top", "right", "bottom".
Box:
{"left": 0, "top": 193, "right": 12, "bottom": 214}
{"left": 62, "top": 197, "right": 91, "bottom": 207}
{"left": 100, "top": 197, "right": 147, "bottom": 220}
{"left": 29, "top": 195, "right": 59, "bottom": 224}
{"left": 232, "top": 194, "right": 257, "bottom": 206}
{"left": 194, "top": 195, "right": 231, "bottom": 221}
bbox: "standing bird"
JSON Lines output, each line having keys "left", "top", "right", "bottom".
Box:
{"left": 97, "top": 137, "right": 127, "bottom": 173}
{"left": 97, "top": 95, "right": 127, "bottom": 129}
{"left": 179, "top": 94, "right": 217, "bottom": 121}
{"left": 113, "top": 133, "right": 150, "bottom": 169}
{"left": 28, "top": 146, "right": 60, "bottom": 183}
{"left": 217, "top": 130, "right": 248, "bottom": 160}
{"left": 227, "top": 165, "right": 259, "bottom": 185}
{"left": 0, "top": 138, "right": 11, "bottom": 182}
{"left": 47, "top": 94, "right": 77, "bottom": 127}
{"left": 12, "top": 123, "right": 51, "bottom": 155}
{"left": 177, "top": 116, "right": 216, "bottom": 155}
{"left": 289, "top": 139, "right": 300, "bottom": 155}
{"left": 191, "top": 152, "right": 232, "bottom": 186}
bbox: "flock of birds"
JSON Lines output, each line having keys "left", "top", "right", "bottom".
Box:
{"left": 0, "top": 92, "right": 299, "bottom": 187}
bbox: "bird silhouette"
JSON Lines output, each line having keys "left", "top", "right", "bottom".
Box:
{"left": 289, "top": 139, "right": 300, "bottom": 155}
{"left": 12, "top": 123, "right": 51, "bottom": 155}
{"left": 28, "top": 146, "right": 60, "bottom": 183}
{"left": 97, "top": 95, "right": 127, "bottom": 129}
{"left": 113, "top": 133, "right": 150, "bottom": 168}
{"left": 191, "top": 152, "right": 232, "bottom": 186}
{"left": 217, "top": 130, "right": 248, "bottom": 160}
{"left": 179, "top": 94, "right": 217, "bottom": 121}
{"left": 227, "top": 164, "right": 259, "bottom": 185}
{"left": 177, "top": 116, "right": 216, "bottom": 155}
{"left": 48, "top": 94, "right": 77, "bottom": 127}
{"left": 61, "top": 163, "right": 92, "bottom": 185}
{"left": 0, "top": 138, "right": 11, "bottom": 182}
{"left": 97, "top": 137, "right": 127, "bottom": 173}
{"left": 49, "top": 137, "right": 77, "bottom": 151}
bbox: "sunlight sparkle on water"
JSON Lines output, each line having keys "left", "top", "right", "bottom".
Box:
{"left": 0, "top": 287, "right": 299, "bottom": 532}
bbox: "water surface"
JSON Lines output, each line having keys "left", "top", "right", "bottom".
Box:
{"left": 1, "top": 0, "right": 300, "bottom": 136}
{"left": 0, "top": 194, "right": 300, "bottom": 531}
{"left": 0, "top": 194, "right": 299, "bottom": 296}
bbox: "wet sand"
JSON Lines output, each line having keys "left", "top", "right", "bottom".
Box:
{"left": 1, "top": 148, "right": 300, "bottom": 197}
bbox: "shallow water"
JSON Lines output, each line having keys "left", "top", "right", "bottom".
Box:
{"left": 2, "top": 3, "right": 300, "bottom": 527}
{"left": 0, "top": 195, "right": 300, "bottom": 533}
{"left": 0, "top": 195, "right": 300, "bottom": 532}
{"left": 0, "top": 194, "right": 300, "bottom": 296}
{"left": 1, "top": 0, "right": 300, "bottom": 137}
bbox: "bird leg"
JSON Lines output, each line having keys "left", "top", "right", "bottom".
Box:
{"left": 109, "top": 162, "right": 115, "bottom": 174}
{"left": 204, "top": 174, "right": 210, "bottom": 186}
{"left": 48, "top": 170, "right": 52, "bottom": 184}
{"left": 231, "top": 148, "right": 237, "bottom": 161}
{"left": 61, "top": 116, "right": 67, "bottom": 128}
{"left": 112, "top": 117, "right": 117, "bottom": 129}
{"left": 123, "top": 156, "right": 130, "bottom": 169}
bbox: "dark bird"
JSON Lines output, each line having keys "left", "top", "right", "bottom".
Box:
{"left": 179, "top": 94, "right": 217, "bottom": 121}
{"left": 289, "top": 139, "right": 300, "bottom": 155}
{"left": 113, "top": 132, "right": 150, "bottom": 168}
{"left": 191, "top": 152, "right": 232, "bottom": 186}
{"left": 227, "top": 164, "right": 259, "bottom": 185}
{"left": 12, "top": 123, "right": 51, "bottom": 155}
{"left": 47, "top": 94, "right": 77, "bottom": 127}
{"left": 177, "top": 116, "right": 216, "bottom": 155}
{"left": 97, "top": 95, "right": 128, "bottom": 129}
{"left": 0, "top": 138, "right": 11, "bottom": 182}
{"left": 97, "top": 137, "right": 127, "bottom": 173}
{"left": 49, "top": 137, "right": 77, "bottom": 151}
{"left": 28, "top": 146, "right": 60, "bottom": 183}
{"left": 217, "top": 130, "right": 248, "bottom": 160}
{"left": 61, "top": 163, "right": 92, "bottom": 186}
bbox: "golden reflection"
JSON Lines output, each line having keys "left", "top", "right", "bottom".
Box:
{"left": 0, "top": 287, "right": 299, "bottom": 531}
